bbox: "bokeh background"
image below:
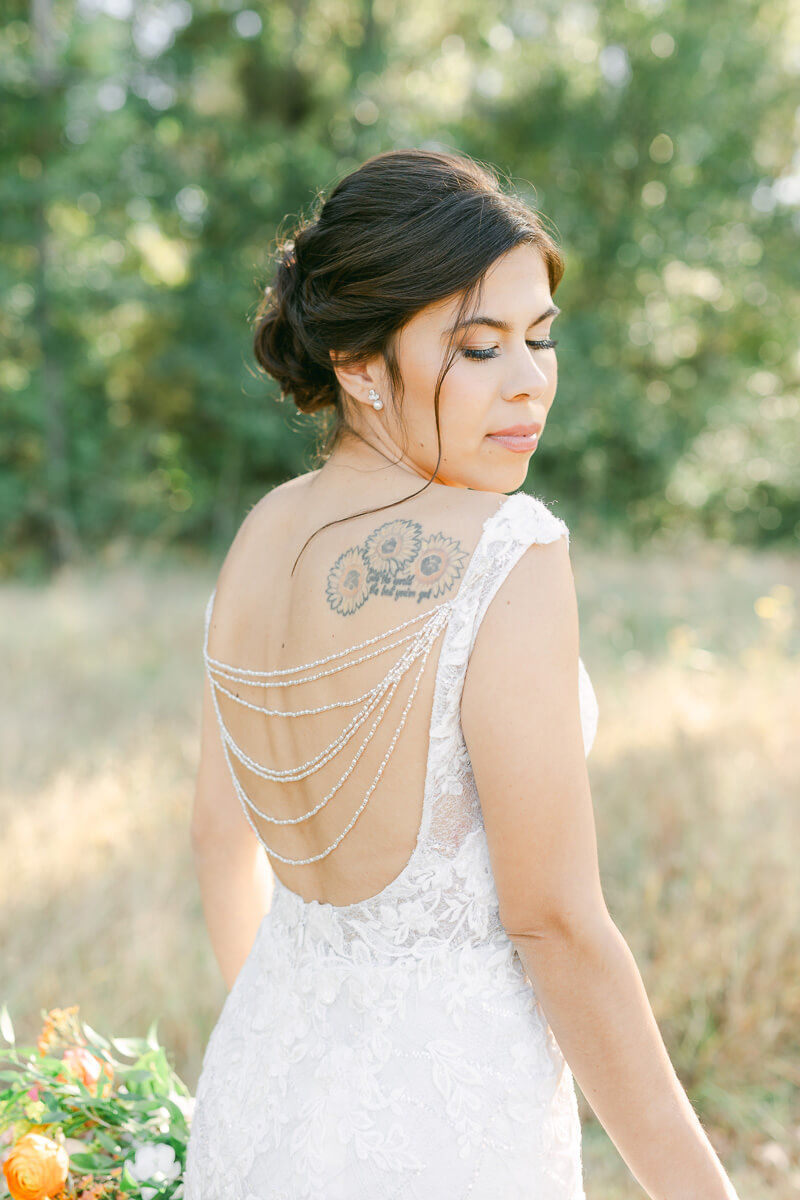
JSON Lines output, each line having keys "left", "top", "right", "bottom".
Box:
{"left": 2, "top": 0, "right": 799, "bottom": 1195}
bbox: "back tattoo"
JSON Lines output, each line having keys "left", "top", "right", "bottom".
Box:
{"left": 326, "top": 518, "right": 468, "bottom": 616}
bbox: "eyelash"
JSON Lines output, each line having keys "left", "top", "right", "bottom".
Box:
{"left": 462, "top": 338, "right": 559, "bottom": 361}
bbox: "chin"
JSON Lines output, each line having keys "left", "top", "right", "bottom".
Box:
{"left": 485, "top": 460, "right": 531, "bottom": 492}
{"left": 431, "top": 449, "right": 532, "bottom": 492}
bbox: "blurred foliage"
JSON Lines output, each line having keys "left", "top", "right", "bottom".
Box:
{"left": 1, "top": 0, "right": 799, "bottom": 575}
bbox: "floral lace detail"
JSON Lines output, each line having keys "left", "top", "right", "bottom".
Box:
{"left": 185, "top": 492, "right": 596, "bottom": 1199}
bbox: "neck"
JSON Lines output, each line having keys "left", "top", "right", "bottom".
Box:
{"left": 321, "top": 433, "right": 430, "bottom": 486}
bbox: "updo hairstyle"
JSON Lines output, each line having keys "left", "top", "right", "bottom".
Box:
{"left": 252, "top": 148, "right": 565, "bottom": 568}
{"left": 254, "top": 149, "right": 563, "bottom": 434}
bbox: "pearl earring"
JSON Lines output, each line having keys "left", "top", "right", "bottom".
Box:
{"left": 368, "top": 388, "right": 383, "bottom": 411}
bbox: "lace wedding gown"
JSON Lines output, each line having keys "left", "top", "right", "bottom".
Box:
{"left": 184, "top": 491, "right": 599, "bottom": 1200}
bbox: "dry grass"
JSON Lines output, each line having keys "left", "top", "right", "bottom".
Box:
{"left": 1, "top": 535, "right": 798, "bottom": 1198}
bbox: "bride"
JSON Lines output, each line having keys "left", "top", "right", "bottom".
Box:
{"left": 184, "top": 148, "right": 740, "bottom": 1199}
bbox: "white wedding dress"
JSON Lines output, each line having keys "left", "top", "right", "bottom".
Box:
{"left": 184, "top": 491, "right": 599, "bottom": 1200}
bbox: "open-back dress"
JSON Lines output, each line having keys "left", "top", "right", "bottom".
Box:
{"left": 184, "top": 490, "right": 599, "bottom": 1200}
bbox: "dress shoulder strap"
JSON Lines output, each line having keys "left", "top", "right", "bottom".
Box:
{"left": 453, "top": 492, "right": 598, "bottom": 758}
{"left": 422, "top": 491, "right": 570, "bottom": 821}
{"left": 431, "top": 490, "right": 570, "bottom": 690}
{"left": 459, "top": 490, "right": 570, "bottom": 656}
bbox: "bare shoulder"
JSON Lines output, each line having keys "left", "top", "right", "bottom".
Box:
{"left": 245, "top": 471, "right": 319, "bottom": 530}
{"left": 207, "top": 474, "right": 318, "bottom": 630}
{"left": 220, "top": 473, "right": 317, "bottom": 567}
{"left": 239, "top": 481, "right": 511, "bottom": 557}
{"left": 208, "top": 481, "right": 518, "bottom": 639}
{"left": 476, "top": 493, "right": 575, "bottom": 630}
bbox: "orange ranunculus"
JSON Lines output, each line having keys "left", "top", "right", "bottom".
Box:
{"left": 2, "top": 1132, "right": 69, "bottom": 1200}
{"left": 36, "top": 1007, "right": 85, "bottom": 1057}
{"left": 56, "top": 1047, "right": 114, "bottom": 1098}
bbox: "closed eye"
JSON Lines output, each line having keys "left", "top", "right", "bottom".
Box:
{"left": 462, "top": 338, "right": 559, "bottom": 361}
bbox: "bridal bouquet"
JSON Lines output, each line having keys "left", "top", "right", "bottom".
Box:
{"left": 0, "top": 1005, "right": 193, "bottom": 1200}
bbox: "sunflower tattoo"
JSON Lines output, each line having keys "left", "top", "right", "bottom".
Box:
{"left": 411, "top": 533, "right": 469, "bottom": 600}
{"left": 325, "top": 519, "right": 469, "bottom": 615}
{"left": 326, "top": 546, "right": 370, "bottom": 615}
{"left": 363, "top": 519, "right": 422, "bottom": 574}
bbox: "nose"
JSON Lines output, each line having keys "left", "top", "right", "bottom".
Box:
{"left": 502, "top": 341, "right": 552, "bottom": 402}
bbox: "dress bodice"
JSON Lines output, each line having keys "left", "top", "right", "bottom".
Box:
{"left": 203, "top": 490, "right": 599, "bottom": 966}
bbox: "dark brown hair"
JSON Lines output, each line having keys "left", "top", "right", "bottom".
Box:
{"left": 252, "top": 148, "right": 565, "bottom": 570}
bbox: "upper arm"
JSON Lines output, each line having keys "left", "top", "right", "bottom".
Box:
{"left": 190, "top": 663, "right": 254, "bottom": 847}
{"left": 460, "top": 533, "right": 609, "bottom": 939}
{"left": 190, "top": 504, "right": 270, "bottom": 849}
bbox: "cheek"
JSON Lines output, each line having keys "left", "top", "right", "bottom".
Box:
{"left": 396, "top": 347, "right": 442, "bottom": 424}
{"left": 439, "top": 363, "right": 493, "bottom": 438}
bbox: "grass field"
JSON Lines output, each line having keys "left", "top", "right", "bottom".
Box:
{"left": 1, "top": 534, "right": 798, "bottom": 1197}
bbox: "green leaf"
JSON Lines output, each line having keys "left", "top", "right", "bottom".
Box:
{"left": 160, "top": 1097, "right": 188, "bottom": 1128}
{"left": 168, "top": 1077, "right": 193, "bottom": 1099}
{"left": 112, "top": 1037, "right": 151, "bottom": 1058}
{"left": 121, "top": 1160, "right": 140, "bottom": 1189}
{"left": 68, "top": 1151, "right": 110, "bottom": 1171}
{"left": 81, "top": 1021, "right": 112, "bottom": 1051}
{"left": 38, "top": 1108, "right": 78, "bottom": 1123}
{"left": 123, "top": 1100, "right": 152, "bottom": 1116}
{"left": 126, "top": 1097, "right": 169, "bottom": 1114}
{"left": 120, "top": 1069, "right": 160, "bottom": 1084}
{"left": 148, "top": 1049, "right": 170, "bottom": 1087}
{"left": 146, "top": 1018, "right": 161, "bottom": 1050}
{"left": 0, "top": 1006, "right": 14, "bottom": 1045}
{"left": 93, "top": 1129, "right": 122, "bottom": 1153}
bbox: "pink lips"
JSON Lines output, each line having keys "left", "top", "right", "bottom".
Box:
{"left": 487, "top": 423, "right": 543, "bottom": 453}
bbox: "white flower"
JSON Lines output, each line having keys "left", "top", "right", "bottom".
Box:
{"left": 153, "top": 1104, "right": 171, "bottom": 1133}
{"left": 127, "top": 1141, "right": 182, "bottom": 1199}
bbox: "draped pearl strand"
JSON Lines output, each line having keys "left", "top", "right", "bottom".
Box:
{"left": 203, "top": 595, "right": 454, "bottom": 866}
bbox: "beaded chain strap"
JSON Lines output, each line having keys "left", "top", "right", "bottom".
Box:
{"left": 203, "top": 594, "right": 454, "bottom": 866}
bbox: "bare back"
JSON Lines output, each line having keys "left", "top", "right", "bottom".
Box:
{"left": 203, "top": 472, "right": 511, "bottom": 907}
{"left": 188, "top": 476, "right": 604, "bottom": 1200}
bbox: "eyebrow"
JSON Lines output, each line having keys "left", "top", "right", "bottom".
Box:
{"left": 445, "top": 304, "right": 561, "bottom": 336}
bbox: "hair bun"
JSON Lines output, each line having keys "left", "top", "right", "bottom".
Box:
{"left": 253, "top": 231, "right": 339, "bottom": 413}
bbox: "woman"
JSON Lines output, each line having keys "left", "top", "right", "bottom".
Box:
{"left": 185, "top": 149, "right": 739, "bottom": 1199}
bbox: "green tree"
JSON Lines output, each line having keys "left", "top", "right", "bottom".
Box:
{"left": 1, "top": 0, "right": 797, "bottom": 573}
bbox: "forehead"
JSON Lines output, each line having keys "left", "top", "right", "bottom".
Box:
{"left": 407, "top": 243, "right": 552, "bottom": 333}
{"left": 481, "top": 242, "right": 551, "bottom": 295}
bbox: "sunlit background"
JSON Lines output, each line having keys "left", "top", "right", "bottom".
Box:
{"left": 2, "top": 0, "right": 799, "bottom": 1195}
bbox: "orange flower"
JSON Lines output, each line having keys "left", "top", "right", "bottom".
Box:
{"left": 36, "top": 1007, "right": 85, "bottom": 1058}
{"left": 2, "top": 1132, "right": 69, "bottom": 1200}
{"left": 75, "top": 1180, "right": 108, "bottom": 1200}
{"left": 56, "top": 1047, "right": 114, "bottom": 1098}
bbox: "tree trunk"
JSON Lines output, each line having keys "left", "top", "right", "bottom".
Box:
{"left": 31, "top": 0, "right": 81, "bottom": 566}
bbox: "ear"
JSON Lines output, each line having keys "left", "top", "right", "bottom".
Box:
{"left": 329, "top": 351, "right": 385, "bottom": 408}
